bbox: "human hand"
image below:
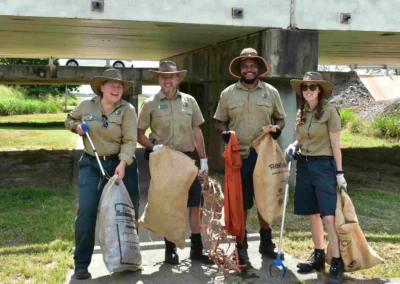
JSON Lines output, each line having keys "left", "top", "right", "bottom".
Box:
{"left": 75, "top": 124, "right": 85, "bottom": 136}
{"left": 199, "top": 158, "right": 208, "bottom": 176}
{"left": 271, "top": 126, "right": 282, "bottom": 140}
{"left": 284, "top": 143, "right": 296, "bottom": 160}
{"left": 152, "top": 144, "right": 164, "bottom": 152}
{"left": 115, "top": 161, "right": 127, "bottom": 180}
{"left": 221, "top": 131, "right": 231, "bottom": 144}
{"left": 336, "top": 174, "right": 347, "bottom": 191}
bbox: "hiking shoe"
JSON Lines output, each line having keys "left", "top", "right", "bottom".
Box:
{"left": 189, "top": 234, "right": 213, "bottom": 264}
{"left": 72, "top": 268, "right": 91, "bottom": 280}
{"left": 164, "top": 238, "right": 179, "bottom": 265}
{"left": 259, "top": 228, "right": 283, "bottom": 260}
{"left": 327, "top": 257, "right": 344, "bottom": 284}
{"left": 297, "top": 249, "right": 326, "bottom": 273}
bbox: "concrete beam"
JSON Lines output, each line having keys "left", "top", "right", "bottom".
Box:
{"left": 0, "top": 66, "right": 154, "bottom": 85}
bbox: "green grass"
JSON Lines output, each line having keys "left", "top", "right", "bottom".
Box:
{"left": 0, "top": 86, "right": 61, "bottom": 115}
{"left": 0, "top": 113, "right": 66, "bottom": 124}
{"left": 0, "top": 187, "right": 75, "bottom": 284}
{"left": 247, "top": 132, "right": 400, "bottom": 279}
{"left": 372, "top": 113, "right": 400, "bottom": 138}
{"left": 0, "top": 127, "right": 77, "bottom": 150}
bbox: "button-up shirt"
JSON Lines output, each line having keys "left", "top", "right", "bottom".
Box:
{"left": 214, "top": 80, "right": 286, "bottom": 158}
{"left": 138, "top": 90, "right": 205, "bottom": 152}
{"left": 65, "top": 96, "right": 137, "bottom": 165}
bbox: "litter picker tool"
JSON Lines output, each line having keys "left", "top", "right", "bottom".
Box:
{"left": 269, "top": 149, "right": 293, "bottom": 277}
{"left": 81, "top": 121, "right": 107, "bottom": 177}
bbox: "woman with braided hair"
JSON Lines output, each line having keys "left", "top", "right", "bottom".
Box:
{"left": 284, "top": 72, "right": 347, "bottom": 284}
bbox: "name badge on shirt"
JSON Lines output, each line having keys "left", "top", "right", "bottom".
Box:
{"left": 158, "top": 104, "right": 168, "bottom": 110}
{"left": 89, "top": 115, "right": 99, "bottom": 121}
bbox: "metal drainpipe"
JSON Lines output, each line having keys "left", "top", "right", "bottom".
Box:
{"left": 290, "top": 0, "right": 297, "bottom": 29}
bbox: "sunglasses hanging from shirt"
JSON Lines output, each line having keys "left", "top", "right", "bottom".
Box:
{"left": 101, "top": 114, "right": 108, "bottom": 129}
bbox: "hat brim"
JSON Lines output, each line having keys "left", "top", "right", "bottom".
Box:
{"left": 90, "top": 76, "right": 133, "bottom": 96}
{"left": 150, "top": 70, "right": 187, "bottom": 81}
{"left": 229, "top": 55, "right": 269, "bottom": 79}
{"left": 290, "top": 79, "right": 334, "bottom": 99}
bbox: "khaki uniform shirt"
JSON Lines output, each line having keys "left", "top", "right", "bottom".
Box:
{"left": 65, "top": 96, "right": 137, "bottom": 165}
{"left": 138, "top": 90, "right": 205, "bottom": 152}
{"left": 214, "top": 80, "right": 286, "bottom": 158}
{"left": 297, "top": 100, "right": 341, "bottom": 156}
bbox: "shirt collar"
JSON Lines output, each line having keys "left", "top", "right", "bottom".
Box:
{"left": 156, "top": 89, "right": 181, "bottom": 100}
{"left": 91, "top": 95, "right": 126, "bottom": 108}
{"left": 235, "top": 80, "right": 263, "bottom": 91}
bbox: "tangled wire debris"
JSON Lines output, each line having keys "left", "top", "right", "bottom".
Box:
{"left": 200, "top": 177, "right": 246, "bottom": 278}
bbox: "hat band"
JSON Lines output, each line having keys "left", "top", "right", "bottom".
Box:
{"left": 241, "top": 52, "right": 258, "bottom": 56}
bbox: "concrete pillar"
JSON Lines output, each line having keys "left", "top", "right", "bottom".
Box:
{"left": 166, "top": 29, "right": 318, "bottom": 171}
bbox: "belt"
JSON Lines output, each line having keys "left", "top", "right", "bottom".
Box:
{"left": 298, "top": 155, "right": 333, "bottom": 161}
{"left": 84, "top": 152, "right": 119, "bottom": 161}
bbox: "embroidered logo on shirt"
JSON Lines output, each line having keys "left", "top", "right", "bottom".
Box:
{"left": 158, "top": 104, "right": 168, "bottom": 110}
{"left": 262, "top": 94, "right": 268, "bottom": 99}
{"left": 115, "top": 110, "right": 121, "bottom": 116}
{"left": 183, "top": 102, "right": 189, "bottom": 108}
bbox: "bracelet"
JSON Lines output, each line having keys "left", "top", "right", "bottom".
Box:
{"left": 336, "top": 170, "right": 344, "bottom": 174}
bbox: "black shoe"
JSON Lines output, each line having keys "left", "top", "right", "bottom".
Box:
{"left": 259, "top": 229, "right": 284, "bottom": 260}
{"left": 236, "top": 245, "right": 250, "bottom": 266}
{"left": 72, "top": 268, "right": 91, "bottom": 280}
{"left": 189, "top": 234, "right": 213, "bottom": 264}
{"left": 297, "top": 249, "right": 326, "bottom": 273}
{"left": 164, "top": 238, "right": 179, "bottom": 265}
{"left": 327, "top": 258, "right": 344, "bottom": 284}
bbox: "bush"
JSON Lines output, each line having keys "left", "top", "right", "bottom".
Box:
{"left": 0, "top": 86, "right": 61, "bottom": 115}
{"left": 372, "top": 113, "right": 400, "bottom": 138}
{"left": 339, "top": 108, "right": 357, "bottom": 128}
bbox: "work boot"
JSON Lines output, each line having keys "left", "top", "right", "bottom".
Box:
{"left": 164, "top": 238, "right": 179, "bottom": 265}
{"left": 234, "top": 232, "right": 250, "bottom": 266}
{"left": 297, "top": 249, "right": 326, "bottom": 273}
{"left": 259, "top": 228, "right": 283, "bottom": 259}
{"left": 327, "top": 257, "right": 344, "bottom": 284}
{"left": 189, "top": 234, "right": 213, "bottom": 264}
{"left": 72, "top": 268, "right": 91, "bottom": 280}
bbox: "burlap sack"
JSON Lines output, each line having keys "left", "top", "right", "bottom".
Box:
{"left": 327, "top": 189, "right": 384, "bottom": 271}
{"left": 252, "top": 125, "right": 288, "bottom": 226}
{"left": 138, "top": 147, "right": 198, "bottom": 249}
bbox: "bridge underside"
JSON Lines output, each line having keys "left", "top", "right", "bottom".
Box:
{"left": 0, "top": 16, "right": 400, "bottom": 66}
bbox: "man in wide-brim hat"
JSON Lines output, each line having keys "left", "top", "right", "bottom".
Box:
{"left": 213, "top": 48, "right": 287, "bottom": 266}
{"left": 137, "top": 60, "right": 211, "bottom": 265}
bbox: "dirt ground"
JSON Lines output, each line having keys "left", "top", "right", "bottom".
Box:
{"left": 0, "top": 149, "right": 74, "bottom": 190}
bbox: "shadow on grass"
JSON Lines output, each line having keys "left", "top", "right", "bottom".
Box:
{"left": 0, "top": 149, "right": 75, "bottom": 190}
{"left": 0, "top": 122, "right": 64, "bottom": 128}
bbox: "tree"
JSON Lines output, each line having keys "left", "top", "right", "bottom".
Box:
{"left": 0, "top": 58, "right": 78, "bottom": 96}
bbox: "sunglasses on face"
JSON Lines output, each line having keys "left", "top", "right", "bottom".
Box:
{"left": 101, "top": 114, "right": 108, "bottom": 129}
{"left": 301, "top": 84, "right": 318, "bottom": 92}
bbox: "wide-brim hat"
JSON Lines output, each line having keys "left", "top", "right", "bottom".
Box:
{"left": 229, "top": 47, "right": 270, "bottom": 79}
{"left": 150, "top": 61, "right": 187, "bottom": 81}
{"left": 90, "top": 68, "right": 133, "bottom": 96}
{"left": 290, "top": 72, "right": 333, "bottom": 99}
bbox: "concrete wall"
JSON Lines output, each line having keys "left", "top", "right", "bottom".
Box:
{"left": 0, "top": 0, "right": 290, "bottom": 28}
{"left": 296, "top": 0, "right": 400, "bottom": 32}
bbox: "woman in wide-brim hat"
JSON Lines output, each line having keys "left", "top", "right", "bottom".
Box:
{"left": 285, "top": 71, "right": 347, "bottom": 283}
{"left": 65, "top": 68, "right": 140, "bottom": 280}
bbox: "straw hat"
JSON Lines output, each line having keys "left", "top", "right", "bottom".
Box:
{"left": 150, "top": 61, "right": 187, "bottom": 80}
{"left": 229, "top": 47, "right": 269, "bottom": 79}
{"left": 290, "top": 72, "right": 334, "bottom": 99}
{"left": 90, "top": 68, "right": 133, "bottom": 96}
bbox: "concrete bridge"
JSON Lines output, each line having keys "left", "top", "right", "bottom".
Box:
{"left": 1, "top": 0, "right": 400, "bottom": 169}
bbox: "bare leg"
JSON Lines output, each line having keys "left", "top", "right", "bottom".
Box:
{"left": 309, "top": 213, "right": 325, "bottom": 249}
{"left": 323, "top": 215, "right": 340, "bottom": 257}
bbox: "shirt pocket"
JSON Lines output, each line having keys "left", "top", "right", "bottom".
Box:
{"left": 255, "top": 100, "right": 273, "bottom": 121}
{"left": 312, "top": 115, "right": 329, "bottom": 137}
{"left": 228, "top": 101, "right": 245, "bottom": 118}
{"left": 151, "top": 108, "right": 171, "bottom": 121}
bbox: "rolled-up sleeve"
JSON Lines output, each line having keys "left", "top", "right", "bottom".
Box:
{"left": 213, "top": 90, "right": 229, "bottom": 122}
{"left": 190, "top": 97, "right": 205, "bottom": 127}
{"left": 119, "top": 104, "right": 138, "bottom": 165}
{"left": 272, "top": 89, "right": 286, "bottom": 119}
{"left": 65, "top": 102, "right": 83, "bottom": 131}
{"left": 137, "top": 102, "right": 151, "bottom": 131}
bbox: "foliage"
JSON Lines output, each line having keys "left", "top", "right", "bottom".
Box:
{"left": 0, "top": 58, "right": 78, "bottom": 95}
